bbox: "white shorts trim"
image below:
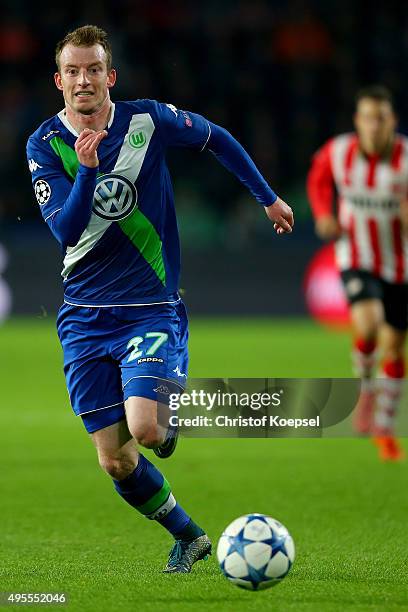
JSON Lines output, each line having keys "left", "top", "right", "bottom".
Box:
{"left": 63, "top": 298, "right": 181, "bottom": 308}
{"left": 77, "top": 401, "right": 124, "bottom": 417}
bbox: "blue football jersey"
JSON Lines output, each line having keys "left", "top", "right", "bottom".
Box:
{"left": 26, "top": 100, "right": 211, "bottom": 306}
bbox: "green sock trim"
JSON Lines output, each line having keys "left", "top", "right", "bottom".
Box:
{"left": 137, "top": 478, "right": 171, "bottom": 515}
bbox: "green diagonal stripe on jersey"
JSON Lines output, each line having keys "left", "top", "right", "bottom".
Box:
{"left": 50, "top": 136, "right": 104, "bottom": 180}
{"left": 137, "top": 478, "right": 171, "bottom": 515}
{"left": 50, "top": 136, "right": 79, "bottom": 180}
{"left": 119, "top": 209, "right": 166, "bottom": 285}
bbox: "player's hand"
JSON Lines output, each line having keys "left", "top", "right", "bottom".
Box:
{"left": 264, "top": 197, "right": 294, "bottom": 235}
{"left": 75, "top": 128, "right": 108, "bottom": 168}
{"left": 315, "top": 214, "right": 341, "bottom": 241}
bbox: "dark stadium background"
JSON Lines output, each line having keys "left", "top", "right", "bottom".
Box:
{"left": 1, "top": 0, "right": 407, "bottom": 316}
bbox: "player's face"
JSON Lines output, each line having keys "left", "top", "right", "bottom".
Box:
{"left": 354, "top": 98, "right": 396, "bottom": 155}
{"left": 54, "top": 44, "right": 116, "bottom": 115}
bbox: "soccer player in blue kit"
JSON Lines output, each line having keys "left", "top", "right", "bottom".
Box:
{"left": 26, "top": 25, "right": 294, "bottom": 573}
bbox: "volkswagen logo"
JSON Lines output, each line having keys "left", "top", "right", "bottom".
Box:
{"left": 93, "top": 173, "right": 138, "bottom": 221}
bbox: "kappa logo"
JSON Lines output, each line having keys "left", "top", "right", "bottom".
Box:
{"left": 28, "top": 159, "right": 43, "bottom": 173}
{"left": 93, "top": 173, "right": 138, "bottom": 221}
{"left": 153, "top": 385, "right": 171, "bottom": 395}
{"left": 137, "top": 357, "right": 164, "bottom": 365}
{"left": 166, "top": 103, "right": 178, "bottom": 117}
{"left": 42, "top": 130, "right": 60, "bottom": 141}
{"left": 34, "top": 179, "right": 51, "bottom": 205}
{"left": 173, "top": 365, "right": 187, "bottom": 379}
{"left": 129, "top": 131, "right": 146, "bottom": 149}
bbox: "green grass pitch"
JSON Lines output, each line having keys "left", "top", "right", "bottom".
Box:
{"left": 1, "top": 317, "right": 407, "bottom": 611}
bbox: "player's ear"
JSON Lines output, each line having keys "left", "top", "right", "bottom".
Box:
{"left": 54, "top": 72, "right": 64, "bottom": 91}
{"left": 107, "top": 68, "right": 116, "bottom": 89}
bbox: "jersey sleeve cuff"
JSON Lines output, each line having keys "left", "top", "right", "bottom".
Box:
{"left": 78, "top": 164, "right": 99, "bottom": 175}
{"left": 260, "top": 190, "right": 278, "bottom": 206}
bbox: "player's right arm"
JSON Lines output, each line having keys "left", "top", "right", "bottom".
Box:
{"left": 149, "top": 100, "right": 294, "bottom": 235}
{"left": 26, "top": 129, "right": 106, "bottom": 250}
{"left": 307, "top": 139, "right": 341, "bottom": 240}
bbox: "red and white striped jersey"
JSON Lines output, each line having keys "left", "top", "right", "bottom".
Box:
{"left": 307, "top": 133, "right": 408, "bottom": 283}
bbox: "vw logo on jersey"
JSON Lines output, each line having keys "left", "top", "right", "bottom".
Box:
{"left": 93, "top": 173, "right": 138, "bottom": 221}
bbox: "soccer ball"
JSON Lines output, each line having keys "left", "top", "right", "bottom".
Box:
{"left": 217, "top": 513, "right": 295, "bottom": 590}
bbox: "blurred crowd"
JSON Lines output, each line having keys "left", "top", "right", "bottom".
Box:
{"left": 1, "top": 0, "right": 408, "bottom": 246}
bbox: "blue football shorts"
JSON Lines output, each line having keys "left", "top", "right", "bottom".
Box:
{"left": 56, "top": 298, "right": 188, "bottom": 434}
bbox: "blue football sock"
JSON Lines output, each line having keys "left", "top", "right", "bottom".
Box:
{"left": 113, "top": 453, "right": 193, "bottom": 538}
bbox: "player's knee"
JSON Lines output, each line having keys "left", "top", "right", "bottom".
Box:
{"left": 131, "top": 422, "right": 164, "bottom": 449}
{"left": 98, "top": 454, "right": 137, "bottom": 480}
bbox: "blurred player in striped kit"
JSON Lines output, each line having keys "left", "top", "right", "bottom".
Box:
{"left": 307, "top": 86, "right": 408, "bottom": 460}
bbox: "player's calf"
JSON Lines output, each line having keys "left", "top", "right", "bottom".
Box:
{"left": 351, "top": 337, "right": 378, "bottom": 434}
{"left": 91, "top": 420, "right": 139, "bottom": 480}
{"left": 372, "top": 358, "right": 405, "bottom": 436}
{"left": 352, "top": 337, "right": 377, "bottom": 380}
{"left": 92, "top": 420, "right": 207, "bottom": 569}
{"left": 112, "top": 453, "right": 208, "bottom": 568}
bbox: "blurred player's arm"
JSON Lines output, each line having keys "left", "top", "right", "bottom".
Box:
{"left": 307, "top": 140, "right": 341, "bottom": 240}
{"left": 153, "top": 101, "right": 293, "bottom": 235}
{"left": 26, "top": 130, "right": 106, "bottom": 249}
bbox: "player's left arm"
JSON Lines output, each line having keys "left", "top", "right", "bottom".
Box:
{"left": 152, "top": 101, "right": 293, "bottom": 235}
